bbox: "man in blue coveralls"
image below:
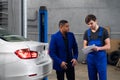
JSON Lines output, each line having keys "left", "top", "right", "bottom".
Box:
{"left": 49, "top": 20, "right": 78, "bottom": 80}
{"left": 83, "top": 14, "right": 111, "bottom": 80}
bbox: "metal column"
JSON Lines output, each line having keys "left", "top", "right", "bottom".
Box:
{"left": 38, "top": 6, "right": 48, "bottom": 80}
{"left": 38, "top": 6, "right": 48, "bottom": 43}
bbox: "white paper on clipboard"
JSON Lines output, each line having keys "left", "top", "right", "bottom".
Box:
{"left": 82, "top": 45, "right": 96, "bottom": 54}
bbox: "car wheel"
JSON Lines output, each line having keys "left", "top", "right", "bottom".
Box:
{"left": 108, "top": 51, "right": 120, "bottom": 65}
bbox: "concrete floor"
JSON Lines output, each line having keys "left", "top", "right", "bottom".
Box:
{"left": 48, "top": 63, "right": 120, "bottom": 80}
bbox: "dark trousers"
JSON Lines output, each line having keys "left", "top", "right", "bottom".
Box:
{"left": 56, "top": 65, "right": 75, "bottom": 80}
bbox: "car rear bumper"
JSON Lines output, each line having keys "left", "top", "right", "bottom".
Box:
{"left": 1, "top": 58, "right": 52, "bottom": 80}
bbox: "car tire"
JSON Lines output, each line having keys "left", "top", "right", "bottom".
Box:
{"left": 108, "top": 51, "right": 120, "bottom": 65}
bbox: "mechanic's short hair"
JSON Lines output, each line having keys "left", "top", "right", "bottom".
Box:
{"left": 59, "top": 20, "right": 68, "bottom": 27}
{"left": 85, "top": 14, "right": 97, "bottom": 24}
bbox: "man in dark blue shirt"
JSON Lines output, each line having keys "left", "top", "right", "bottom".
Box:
{"left": 49, "top": 20, "right": 78, "bottom": 80}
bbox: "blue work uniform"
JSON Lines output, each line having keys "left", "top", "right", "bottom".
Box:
{"left": 86, "top": 27, "right": 107, "bottom": 80}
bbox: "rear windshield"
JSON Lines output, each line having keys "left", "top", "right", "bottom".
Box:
{"left": 0, "top": 35, "right": 28, "bottom": 42}
{"left": 0, "top": 29, "right": 28, "bottom": 42}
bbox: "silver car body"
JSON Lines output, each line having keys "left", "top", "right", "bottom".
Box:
{"left": 0, "top": 29, "right": 52, "bottom": 80}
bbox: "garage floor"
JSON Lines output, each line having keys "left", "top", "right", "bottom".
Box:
{"left": 48, "top": 63, "right": 120, "bottom": 80}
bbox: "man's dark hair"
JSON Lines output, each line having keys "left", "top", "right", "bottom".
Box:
{"left": 59, "top": 20, "right": 68, "bottom": 27}
{"left": 85, "top": 14, "right": 97, "bottom": 24}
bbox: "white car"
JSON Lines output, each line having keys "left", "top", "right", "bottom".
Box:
{"left": 0, "top": 28, "right": 52, "bottom": 80}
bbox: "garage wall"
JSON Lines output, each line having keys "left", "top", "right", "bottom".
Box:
{"left": 27, "top": 0, "right": 120, "bottom": 37}
{"left": 7, "top": 0, "right": 120, "bottom": 62}
{"left": 26, "top": 0, "right": 120, "bottom": 61}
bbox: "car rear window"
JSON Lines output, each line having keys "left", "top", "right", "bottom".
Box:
{"left": 0, "top": 29, "right": 29, "bottom": 42}
{"left": 0, "top": 35, "right": 28, "bottom": 42}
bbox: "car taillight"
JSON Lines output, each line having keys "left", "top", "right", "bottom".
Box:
{"left": 15, "top": 48, "right": 38, "bottom": 59}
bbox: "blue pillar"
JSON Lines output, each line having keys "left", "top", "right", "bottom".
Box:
{"left": 38, "top": 6, "right": 48, "bottom": 80}
{"left": 42, "top": 77, "right": 48, "bottom": 80}
{"left": 38, "top": 6, "right": 48, "bottom": 43}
